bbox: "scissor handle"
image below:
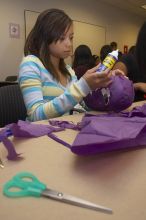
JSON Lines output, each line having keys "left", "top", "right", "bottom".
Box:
{"left": 3, "top": 172, "right": 47, "bottom": 198}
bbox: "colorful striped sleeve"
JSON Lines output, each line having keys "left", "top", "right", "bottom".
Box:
{"left": 19, "top": 56, "right": 91, "bottom": 121}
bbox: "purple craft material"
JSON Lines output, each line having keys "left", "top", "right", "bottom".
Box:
{"left": 84, "top": 75, "right": 134, "bottom": 112}
{"left": 0, "top": 120, "right": 65, "bottom": 160}
{"left": 2, "top": 137, "right": 22, "bottom": 160}
{"left": 71, "top": 114, "right": 146, "bottom": 155}
{"left": 48, "top": 133, "right": 71, "bottom": 148}
{"left": 47, "top": 104, "right": 146, "bottom": 156}
{"left": 1, "top": 103, "right": 146, "bottom": 160}
{"left": 49, "top": 120, "right": 81, "bottom": 130}
{"left": 9, "top": 120, "right": 64, "bottom": 137}
{"left": 121, "top": 103, "right": 146, "bottom": 117}
{"left": 0, "top": 129, "right": 21, "bottom": 160}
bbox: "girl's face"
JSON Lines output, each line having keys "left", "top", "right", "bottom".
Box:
{"left": 49, "top": 24, "right": 74, "bottom": 59}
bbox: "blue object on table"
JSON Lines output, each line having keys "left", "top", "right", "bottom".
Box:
{"left": 0, "top": 128, "right": 13, "bottom": 142}
{"left": 3, "top": 172, "right": 112, "bottom": 214}
{"left": 5, "top": 128, "right": 13, "bottom": 136}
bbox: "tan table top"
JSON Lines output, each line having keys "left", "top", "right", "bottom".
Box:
{"left": 1, "top": 101, "right": 146, "bottom": 220}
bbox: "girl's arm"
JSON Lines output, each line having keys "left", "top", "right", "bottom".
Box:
{"left": 19, "top": 57, "right": 90, "bottom": 121}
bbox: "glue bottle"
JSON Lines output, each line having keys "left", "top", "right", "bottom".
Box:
{"left": 97, "top": 49, "right": 119, "bottom": 72}
{"left": 96, "top": 50, "right": 119, "bottom": 105}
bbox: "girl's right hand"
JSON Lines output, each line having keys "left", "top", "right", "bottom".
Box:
{"left": 82, "top": 66, "right": 112, "bottom": 91}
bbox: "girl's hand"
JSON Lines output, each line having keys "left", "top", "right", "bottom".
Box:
{"left": 110, "top": 68, "right": 129, "bottom": 79}
{"left": 82, "top": 66, "right": 112, "bottom": 91}
{"left": 110, "top": 69, "right": 125, "bottom": 76}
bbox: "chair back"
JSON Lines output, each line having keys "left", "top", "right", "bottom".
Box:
{"left": 0, "top": 81, "right": 18, "bottom": 88}
{"left": 5, "top": 75, "right": 17, "bottom": 82}
{"left": 0, "top": 84, "right": 27, "bottom": 127}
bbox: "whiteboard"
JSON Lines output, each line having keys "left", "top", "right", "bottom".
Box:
{"left": 73, "top": 21, "right": 106, "bottom": 55}
{"left": 24, "top": 10, "right": 106, "bottom": 60}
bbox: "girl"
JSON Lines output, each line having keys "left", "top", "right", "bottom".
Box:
{"left": 19, "top": 8, "right": 120, "bottom": 121}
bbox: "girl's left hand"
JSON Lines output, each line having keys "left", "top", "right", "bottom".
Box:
{"left": 110, "top": 69, "right": 128, "bottom": 77}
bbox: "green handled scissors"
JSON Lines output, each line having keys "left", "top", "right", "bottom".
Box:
{"left": 3, "top": 172, "right": 112, "bottom": 214}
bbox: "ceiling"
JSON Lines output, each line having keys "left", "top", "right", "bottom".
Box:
{"left": 99, "top": 0, "right": 146, "bottom": 18}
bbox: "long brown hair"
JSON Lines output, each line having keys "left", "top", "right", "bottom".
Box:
{"left": 24, "top": 8, "right": 73, "bottom": 80}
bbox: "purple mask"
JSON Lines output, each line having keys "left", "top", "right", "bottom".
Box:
{"left": 84, "top": 75, "right": 134, "bottom": 112}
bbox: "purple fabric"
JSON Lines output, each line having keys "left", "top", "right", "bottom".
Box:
{"left": 71, "top": 113, "right": 146, "bottom": 155}
{"left": 1, "top": 103, "right": 146, "bottom": 159}
{"left": 84, "top": 75, "right": 134, "bottom": 112}
{"left": 121, "top": 103, "right": 146, "bottom": 117}
{"left": 48, "top": 120, "right": 81, "bottom": 148}
{"left": 0, "top": 129, "right": 21, "bottom": 160}
{"left": 8, "top": 120, "right": 64, "bottom": 137}
{"left": 49, "top": 120, "right": 81, "bottom": 130}
{"left": 1, "top": 120, "right": 65, "bottom": 160}
{"left": 48, "top": 133, "right": 71, "bottom": 148}
{"left": 2, "top": 137, "right": 22, "bottom": 160}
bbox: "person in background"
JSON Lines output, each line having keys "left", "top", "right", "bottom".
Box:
{"left": 92, "top": 55, "right": 100, "bottom": 65}
{"left": 72, "top": 44, "right": 95, "bottom": 79}
{"left": 110, "top": 41, "right": 118, "bottom": 51}
{"left": 113, "top": 22, "right": 146, "bottom": 101}
{"left": 110, "top": 41, "right": 122, "bottom": 60}
{"left": 19, "top": 9, "right": 116, "bottom": 122}
{"left": 128, "top": 45, "right": 136, "bottom": 55}
{"left": 118, "top": 51, "right": 123, "bottom": 60}
{"left": 100, "top": 44, "right": 112, "bottom": 62}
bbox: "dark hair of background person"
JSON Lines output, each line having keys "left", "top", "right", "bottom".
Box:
{"left": 110, "top": 41, "right": 117, "bottom": 51}
{"left": 72, "top": 44, "right": 95, "bottom": 68}
{"left": 135, "top": 22, "right": 146, "bottom": 79}
{"left": 72, "top": 45, "right": 95, "bottom": 79}
{"left": 100, "top": 44, "right": 112, "bottom": 62}
{"left": 118, "top": 51, "right": 123, "bottom": 60}
{"left": 92, "top": 54, "right": 100, "bottom": 65}
{"left": 24, "top": 8, "right": 72, "bottom": 81}
{"left": 128, "top": 45, "right": 136, "bottom": 55}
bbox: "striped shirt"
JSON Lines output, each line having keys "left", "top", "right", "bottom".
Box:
{"left": 18, "top": 55, "right": 91, "bottom": 121}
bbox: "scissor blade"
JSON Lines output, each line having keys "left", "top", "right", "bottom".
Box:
{"left": 42, "top": 188, "right": 112, "bottom": 214}
{"left": 0, "top": 158, "right": 4, "bottom": 168}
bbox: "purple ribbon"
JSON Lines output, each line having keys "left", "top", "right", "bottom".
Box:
{"left": 0, "top": 128, "right": 21, "bottom": 160}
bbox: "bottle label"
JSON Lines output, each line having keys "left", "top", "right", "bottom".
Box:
{"left": 97, "top": 54, "right": 117, "bottom": 72}
{"left": 103, "top": 54, "right": 116, "bottom": 69}
{"left": 96, "top": 64, "right": 107, "bottom": 72}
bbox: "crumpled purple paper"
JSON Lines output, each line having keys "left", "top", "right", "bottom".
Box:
{"left": 49, "top": 120, "right": 81, "bottom": 130}
{"left": 1, "top": 120, "right": 65, "bottom": 160}
{"left": 47, "top": 104, "right": 146, "bottom": 155}
{"left": 0, "top": 128, "right": 21, "bottom": 160}
{"left": 9, "top": 120, "right": 64, "bottom": 137}
{"left": 84, "top": 75, "right": 134, "bottom": 112}
{"left": 121, "top": 103, "right": 146, "bottom": 117}
{"left": 71, "top": 114, "right": 146, "bottom": 155}
{"left": 1, "top": 103, "right": 146, "bottom": 160}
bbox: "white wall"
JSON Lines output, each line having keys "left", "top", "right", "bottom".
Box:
{"left": 0, "top": 0, "right": 145, "bottom": 80}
